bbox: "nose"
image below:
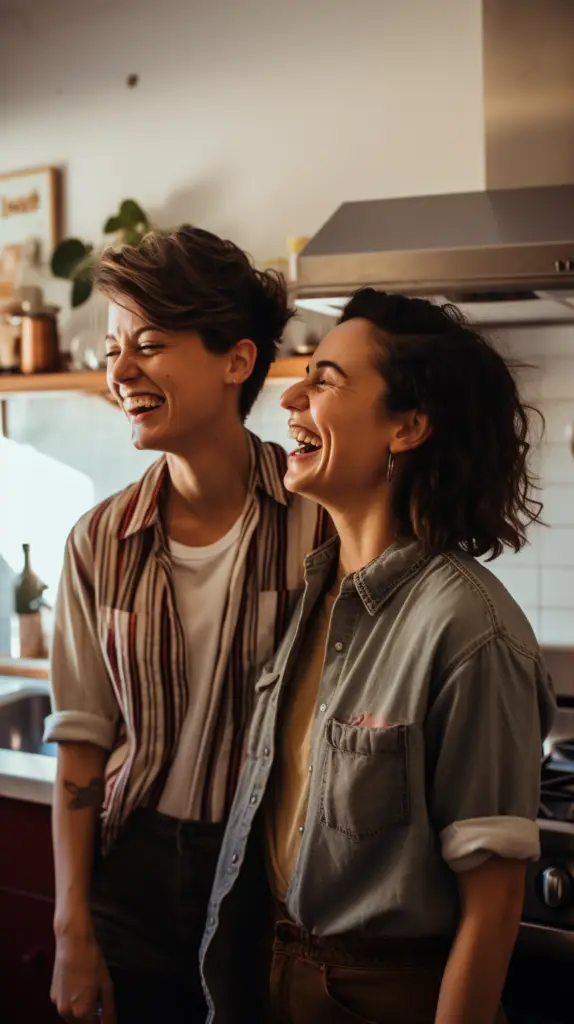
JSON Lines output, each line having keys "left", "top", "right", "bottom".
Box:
{"left": 281, "top": 379, "right": 309, "bottom": 410}
{"left": 108, "top": 347, "right": 141, "bottom": 388}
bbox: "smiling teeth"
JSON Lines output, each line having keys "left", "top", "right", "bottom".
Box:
{"left": 288, "top": 427, "right": 322, "bottom": 447}
{"left": 123, "top": 396, "right": 163, "bottom": 412}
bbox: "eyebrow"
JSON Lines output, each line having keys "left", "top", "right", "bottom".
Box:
{"left": 306, "top": 359, "right": 349, "bottom": 379}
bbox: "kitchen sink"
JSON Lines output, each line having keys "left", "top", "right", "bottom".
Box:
{"left": 0, "top": 693, "right": 55, "bottom": 757}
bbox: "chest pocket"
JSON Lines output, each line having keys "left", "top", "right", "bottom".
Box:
{"left": 320, "top": 718, "right": 411, "bottom": 839}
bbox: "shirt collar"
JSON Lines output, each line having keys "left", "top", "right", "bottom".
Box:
{"left": 305, "top": 536, "right": 433, "bottom": 615}
{"left": 117, "top": 430, "right": 290, "bottom": 541}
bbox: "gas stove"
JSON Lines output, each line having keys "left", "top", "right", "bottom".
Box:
{"left": 519, "top": 699, "right": 574, "bottom": 956}
{"left": 504, "top": 699, "right": 574, "bottom": 1023}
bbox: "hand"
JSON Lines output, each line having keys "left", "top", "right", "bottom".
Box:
{"left": 51, "top": 929, "right": 116, "bottom": 1024}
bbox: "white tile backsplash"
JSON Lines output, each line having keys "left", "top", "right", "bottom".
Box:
{"left": 491, "top": 329, "right": 574, "bottom": 648}
{"left": 540, "top": 609, "right": 574, "bottom": 647}
{"left": 539, "top": 401, "right": 574, "bottom": 445}
{"left": 540, "top": 527, "right": 574, "bottom": 567}
{"left": 542, "top": 485, "right": 574, "bottom": 527}
{"left": 541, "top": 569, "right": 574, "bottom": 609}
{"left": 541, "top": 444, "right": 574, "bottom": 485}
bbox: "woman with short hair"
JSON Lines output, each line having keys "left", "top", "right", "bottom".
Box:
{"left": 46, "top": 226, "right": 328, "bottom": 1023}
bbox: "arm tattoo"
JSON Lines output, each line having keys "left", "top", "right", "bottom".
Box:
{"left": 64, "top": 777, "right": 105, "bottom": 810}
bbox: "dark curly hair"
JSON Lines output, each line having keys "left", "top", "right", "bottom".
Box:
{"left": 340, "top": 288, "right": 543, "bottom": 559}
{"left": 96, "top": 225, "right": 294, "bottom": 419}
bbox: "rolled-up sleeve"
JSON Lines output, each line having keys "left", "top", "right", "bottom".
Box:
{"left": 43, "top": 519, "right": 119, "bottom": 750}
{"left": 426, "top": 635, "right": 555, "bottom": 872}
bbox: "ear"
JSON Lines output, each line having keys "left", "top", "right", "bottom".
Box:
{"left": 224, "top": 339, "right": 257, "bottom": 384}
{"left": 390, "top": 410, "right": 432, "bottom": 455}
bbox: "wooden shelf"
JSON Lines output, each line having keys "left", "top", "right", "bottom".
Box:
{"left": 268, "top": 357, "right": 307, "bottom": 379}
{"left": 0, "top": 657, "right": 49, "bottom": 680}
{"left": 0, "top": 358, "right": 307, "bottom": 398}
{"left": 0, "top": 370, "right": 107, "bottom": 396}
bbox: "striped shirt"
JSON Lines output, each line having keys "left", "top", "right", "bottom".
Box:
{"left": 45, "top": 432, "right": 327, "bottom": 851}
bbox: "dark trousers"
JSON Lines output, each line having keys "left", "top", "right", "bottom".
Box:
{"left": 91, "top": 809, "right": 225, "bottom": 1023}
{"left": 268, "top": 918, "right": 505, "bottom": 1024}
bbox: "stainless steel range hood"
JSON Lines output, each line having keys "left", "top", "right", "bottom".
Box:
{"left": 295, "top": 0, "right": 574, "bottom": 326}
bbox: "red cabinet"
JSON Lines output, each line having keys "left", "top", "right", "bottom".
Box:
{"left": 0, "top": 797, "right": 60, "bottom": 1023}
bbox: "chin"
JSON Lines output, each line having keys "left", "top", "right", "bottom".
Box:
{"left": 283, "top": 467, "right": 305, "bottom": 494}
{"left": 130, "top": 426, "right": 165, "bottom": 452}
{"left": 284, "top": 467, "right": 321, "bottom": 501}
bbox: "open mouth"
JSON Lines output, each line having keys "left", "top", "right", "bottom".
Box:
{"left": 122, "top": 395, "right": 165, "bottom": 420}
{"left": 288, "top": 426, "right": 323, "bottom": 459}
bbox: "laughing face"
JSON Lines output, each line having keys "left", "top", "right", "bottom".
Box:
{"left": 281, "top": 317, "right": 421, "bottom": 509}
{"left": 105, "top": 301, "right": 252, "bottom": 455}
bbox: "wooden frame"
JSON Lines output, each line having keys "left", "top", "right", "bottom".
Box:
{"left": 0, "top": 166, "right": 61, "bottom": 296}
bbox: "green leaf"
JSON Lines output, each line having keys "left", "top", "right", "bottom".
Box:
{"left": 50, "top": 238, "right": 89, "bottom": 279}
{"left": 119, "top": 199, "right": 148, "bottom": 229}
{"left": 71, "top": 250, "right": 96, "bottom": 281}
{"left": 103, "top": 215, "right": 121, "bottom": 234}
{"left": 121, "top": 227, "right": 146, "bottom": 246}
{"left": 71, "top": 276, "right": 93, "bottom": 307}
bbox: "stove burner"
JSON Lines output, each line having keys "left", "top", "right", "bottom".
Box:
{"left": 539, "top": 748, "right": 574, "bottom": 821}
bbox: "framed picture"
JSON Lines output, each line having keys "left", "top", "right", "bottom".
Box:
{"left": 0, "top": 166, "right": 61, "bottom": 298}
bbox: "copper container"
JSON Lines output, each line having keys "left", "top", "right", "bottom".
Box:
{"left": 0, "top": 313, "right": 21, "bottom": 373}
{"left": 20, "top": 311, "right": 60, "bottom": 374}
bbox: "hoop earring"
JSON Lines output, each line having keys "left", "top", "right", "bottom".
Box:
{"left": 386, "top": 452, "right": 395, "bottom": 483}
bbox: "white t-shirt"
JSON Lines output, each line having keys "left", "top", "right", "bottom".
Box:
{"left": 158, "top": 512, "right": 245, "bottom": 819}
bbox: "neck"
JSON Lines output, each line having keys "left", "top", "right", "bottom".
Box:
{"left": 327, "top": 490, "right": 396, "bottom": 575}
{"left": 166, "top": 422, "right": 251, "bottom": 524}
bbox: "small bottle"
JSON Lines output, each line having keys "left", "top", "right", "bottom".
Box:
{"left": 12, "top": 544, "right": 48, "bottom": 659}
{"left": 14, "top": 543, "right": 46, "bottom": 614}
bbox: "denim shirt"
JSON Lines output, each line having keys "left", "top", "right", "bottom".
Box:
{"left": 200, "top": 538, "right": 555, "bottom": 1021}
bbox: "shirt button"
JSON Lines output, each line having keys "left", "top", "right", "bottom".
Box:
{"left": 319, "top": 703, "right": 327, "bottom": 712}
{"left": 298, "top": 825, "right": 305, "bottom": 834}
{"left": 308, "top": 765, "right": 313, "bottom": 774}
{"left": 263, "top": 746, "right": 270, "bottom": 756}
{"left": 250, "top": 794, "right": 257, "bottom": 804}
{"left": 334, "top": 641, "right": 344, "bottom": 652}
{"left": 231, "top": 854, "right": 238, "bottom": 865}
{"left": 209, "top": 916, "right": 215, "bottom": 926}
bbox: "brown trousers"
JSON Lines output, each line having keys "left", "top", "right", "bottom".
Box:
{"left": 268, "top": 918, "right": 508, "bottom": 1024}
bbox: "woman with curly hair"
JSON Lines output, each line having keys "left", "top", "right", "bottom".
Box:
{"left": 202, "top": 289, "right": 554, "bottom": 1024}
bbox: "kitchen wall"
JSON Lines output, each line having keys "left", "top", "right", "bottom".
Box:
{"left": 485, "top": 328, "right": 574, "bottom": 649}
{"left": 0, "top": 0, "right": 483, "bottom": 345}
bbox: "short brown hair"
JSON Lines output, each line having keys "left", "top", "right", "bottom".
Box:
{"left": 97, "top": 225, "right": 294, "bottom": 419}
{"left": 340, "top": 288, "right": 543, "bottom": 559}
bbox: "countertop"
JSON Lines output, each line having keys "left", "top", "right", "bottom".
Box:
{"left": 0, "top": 677, "right": 55, "bottom": 805}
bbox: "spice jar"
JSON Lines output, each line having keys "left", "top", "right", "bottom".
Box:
{"left": 20, "top": 304, "right": 60, "bottom": 373}
{"left": 0, "top": 313, "right": 21, "bottom": 373}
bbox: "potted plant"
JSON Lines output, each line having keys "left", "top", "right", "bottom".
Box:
{"left": 50, "top": 199, "right": 151, "bottom": 307}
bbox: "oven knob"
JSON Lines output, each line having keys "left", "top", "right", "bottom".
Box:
{"left": 541, "top": 866, "right": 572, "bottom": 908}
